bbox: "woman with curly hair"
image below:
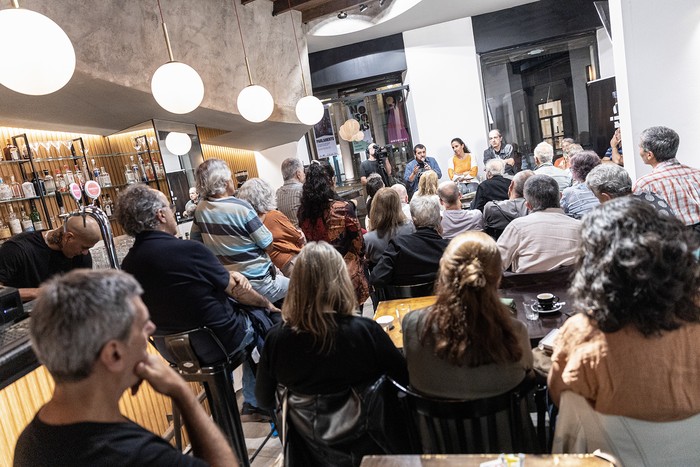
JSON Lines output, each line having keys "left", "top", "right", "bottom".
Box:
{"left": 402, "top": 231, "right": 533, "bottom": 399}
{"left": 298, "top": 162, "right": 369, "bottom": 305}
{"left": 548, "top": 196, "right": 700, "bottom": 420}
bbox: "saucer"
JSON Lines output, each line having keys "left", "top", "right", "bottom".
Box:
{"left": 532, "top": 302, "right": 563, "bottom": 314}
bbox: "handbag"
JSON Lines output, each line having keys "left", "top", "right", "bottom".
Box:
{"left": 273, "top": 388, "right": 288, "bottom": 467}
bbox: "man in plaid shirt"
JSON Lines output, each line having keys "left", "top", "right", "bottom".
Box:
{"left": 633, "top": 126, "right": 700, "bottom": 234}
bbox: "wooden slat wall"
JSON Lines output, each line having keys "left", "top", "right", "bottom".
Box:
{"left": 197, "top": 127, "right": 259, "bottom": 183}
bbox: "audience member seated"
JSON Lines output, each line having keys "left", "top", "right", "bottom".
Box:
{"left": 299, "top": 163, "right": 369, "bottom": 305}
{"left": 554, "top": 138, "right": 575, "bottom": 169}
{"left": 560, "top": 151, "right": 601, "bottom": 219}
{"left": 412, "top": 169, "right": 440, "bottom": 207}
{"left": 191, "top": 158, "right": 288, "bottom": 304}
{"left": 586, "top": 164, "right": 675, "bottom": 217}
{"left": 548, "top": 197, "right": 700, "bottom": 421}
{"left": 533, "top": 142, "right": 572, "bottom": 191}
{"left": 255, "top": 242, "right": 408, "bottom": 466}
{"left": 237, "top": 178, "right": 304, "bottom": 278}
{"left": 498, "top": 175, "right": 580, "bottom": 273}
{"left": 276, "top": 157, "right": 305, "bottom": 228}
{"left": 14, "top": 269, "right": 237, "bottom": 467}
{"left": 448, "top": 137, "right": 478, "bottom": 180}
{"left": 117, "top": 184, "right": 276, "bottom": 421}
{"left": 483, "top": 170, "right": 534, "bottom": 240}
{"left": 371, "top": 196, "right": 449, "bottom": 287}
{"left": 438, "top": 181, "right": 483, "bottom": 239}
{"left": 391, "top": 183, "right": 412, "bottom": 219}
{"left": 0, "top": 215, "right": 100, "bottom": 301}
{"left": 632, "top": 125, "right": 700, "bottom": 235}
{"left": 403, "top": 232, "right": 533, "bottom": 399}
{"left": 364, "top": 188, "right": 415, "bottom": 270}
{"left": 470, "top": 159, "right": 511, "bottom": 212}
{"left": 364, "top": 173, "right": 385, "bottom": 230}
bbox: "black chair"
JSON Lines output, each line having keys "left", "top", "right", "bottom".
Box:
{"left": 500, "top": 265, "right": 574, "bottom": 290}
{"left": 374, "top": 281, "right": 435, "bottom": 302}
{"left": 394, "top": 376, "right": 538, "bottom": 454}
{"left": 151, "top": 327, "right": 254, "bottom": 467}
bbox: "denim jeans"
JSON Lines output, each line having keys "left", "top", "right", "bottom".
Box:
{"left": 230, "top": 315, "right": 258, "bottom": 407}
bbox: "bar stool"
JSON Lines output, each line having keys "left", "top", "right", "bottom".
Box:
{"left": 151, "top": 327, "right": 252, "bottom": 467}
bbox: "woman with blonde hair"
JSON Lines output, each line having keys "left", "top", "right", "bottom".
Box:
{"left": 402, "top": 231, "right": 533, "bottom": 399}
{"left": 364, "top": 188, "right": 414, "bottom": 269}
{"left": 416, "top": 170, "right": 439, "bottom": 197}
{"left": 255, "top": 241, "right": 408, "bottom": 465}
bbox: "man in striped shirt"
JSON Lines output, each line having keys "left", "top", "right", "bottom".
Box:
{"left": 192, "top": 159, "right": 289, "bottom": 304}
{"left": 633, "top": 126, "right": 700, "bottom": 234}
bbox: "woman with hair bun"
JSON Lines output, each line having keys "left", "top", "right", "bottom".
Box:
{"left": 402, "top": 231, "right": 533, "bottom": 399}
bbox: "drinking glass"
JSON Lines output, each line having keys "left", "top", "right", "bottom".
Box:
{"left": 395, "top": 303, "right": 411, "bottom": 323}
{"left": 523, "top": 299, "right": 539, "bottom": 320}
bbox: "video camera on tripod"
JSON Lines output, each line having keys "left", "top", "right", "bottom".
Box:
{"left": 369, "top": 144, "right": 394, "bottom": 186}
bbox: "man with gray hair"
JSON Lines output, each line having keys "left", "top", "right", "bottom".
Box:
{"left": 13, "top": 269, "right": 237, "bottom": 466}
{"left": 533, "top": 141, "right": 572, "bottom": 191}
{"left": 438, "top": 180, "right": 483, "bottom": 239}
{"left": 191, "top": 159, "right": 288, "bottom": 304}
{"left": 483, "top": 170, "right": 534, "bottom": 239}
{"left": 633, "top": 125, "right": 700, "bottom": 231}
{"left": 497, "top": 175, "right": 581, "bottom": 273}
{"left": 391, "top": 183, "right": 412, "bottom": 219}
{"left": 276, "top": 157, "right": 305, "bottom": 228}
{"left": 370, "top": 196, "right": 449, "bottom": 286}
{"left": 470, "top": 158, "right": 511, "bottom": 212}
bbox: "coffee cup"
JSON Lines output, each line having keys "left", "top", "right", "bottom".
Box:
{"left": 537, "top": 293, "right": 559, "bottom": 310}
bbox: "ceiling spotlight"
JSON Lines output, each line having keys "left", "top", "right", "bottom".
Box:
{"left": 379, "top": 0, "right": 386, "bottom": 6}
{"left": 337, "top": 11, "right": 347, "bottom": 19}
{"left": 359, "top": 4, "right": 368, "bottom": 12}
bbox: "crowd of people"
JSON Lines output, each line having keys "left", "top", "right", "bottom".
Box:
{"left": 4, "top": 124, "right": 699, "bottom": 466}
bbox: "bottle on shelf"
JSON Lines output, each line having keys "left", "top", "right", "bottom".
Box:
{"left": 43, "top": 170, "right": 56, "bottom": 194}
{"left": 30, "top": 202, "right": 44, "bottom": 231}
{"left": 55, "top": 170, "right": 67, "bottom": 193}
{"left": 3, "top": 140, "right": 19, "bottom": 161}
{"left": 154, "top": 161, "right": 165, "bottom": 180}
{"left": 74, "top": 165, "right": 85, "bottom": 186}
{"left": 102, "top": 194, "right": 113, "bottom": 217}
{"left": 0, "top": 177, "right": 12, "bottom": 200}
{"left": 7, "top": 206, "right": 22, "bottom": 236}
{"left": 91, "top": 159, "right": 100, "bottom": 184}
{"left": 0, "top": 217, "right": 11, "bottom": 241}
{"left": 124, "top": 164, "right": 135, "bottom": 185}
{"left": 20, "top": 207, "right": 33, "bottom": 232}
{"left": 10, "top": 175, "right": 23, "bottom": 198}
{"left": 22, "top": 178, "right": 36, "bottom": 198}
{"left": 99, "top": 166, "right": 112, "bottom": 187}
{"left": 137, "top": 156, "right": 150, "bottom": 182}
{"left": 129, "top": 156, "right": 141, "bottom": 182}
{"left": 64, "top": 165, "right": 75, "bottom": 185}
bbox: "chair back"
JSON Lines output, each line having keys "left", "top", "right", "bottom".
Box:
{"left": 375, "top": 281, "right": 435, "bottom": 302}
{"left": 553, "top": 391, "right": 700, "bottom": 467}
{"left": 500, "top": 265, "right": 574, "bottom": 290}
{"left": 150, "top": 327, "right": 239, "bottom": 370}
{"left": 395, "top": 378, "right": 534, "bottom": 454}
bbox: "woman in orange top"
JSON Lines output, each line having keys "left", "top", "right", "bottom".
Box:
{"left": 448, "top": 137, "right": 478, "bottom": 180}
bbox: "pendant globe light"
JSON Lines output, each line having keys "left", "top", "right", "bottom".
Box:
{"left": 287, "top": 0, "right": 323, "bottom": 125}
{"left": 164, "top": 132, "right": 192, "bottom": 155}
{"left": 150, "top": 0, "right": 204, "bottom": 114}
{"left": 0, "top": 0, "right": 75, "bottom": 95}
{"left": 233, "top": 0, "right": 274, "bottom": 123}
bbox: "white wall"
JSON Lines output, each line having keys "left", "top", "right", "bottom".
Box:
{"left": 403, "top": 17, "right": 490, "bottom": 180}
{"left": 609, "top": 0, "right": 700, "bottom": 181}
{"left": 596, "top": 28, "right": 615, "bottom": 79}
{"left": 254, "top": 136, "right": 311, "bottom": 190}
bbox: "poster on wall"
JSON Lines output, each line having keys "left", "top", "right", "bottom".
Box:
{"left": 382, "top": 91, "right": 410, "bottom": 144}
{"left": 346, "top": 100, "right": 373, "bottom": 156}
{"left": 313, "top": 106, "right": 338, "bottom": 159}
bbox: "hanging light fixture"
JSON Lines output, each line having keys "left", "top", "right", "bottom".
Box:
{"left": 233, "top": 0, "right": 274, "bottom": 123}
{"left": 0, "top": 0, "right": 75, "bottom": 95}
{"left": 287, "top": 0, "right": 324, "bottom": 126}
{"left": 164, "top": 132, "right": 192, "bottom": 155}
{"left": 150, "top": 0, "right": 204, "bottom": 114}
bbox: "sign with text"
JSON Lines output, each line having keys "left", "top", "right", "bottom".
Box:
{"left": 313, "top": 106, "right": 338, "bottom": 160}
{"left": 346, "top": 100, "right": 373, "bottom": 156}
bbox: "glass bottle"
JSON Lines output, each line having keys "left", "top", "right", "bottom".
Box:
{"left": 30, "top": 203, "right": 44, "bottom": 231}
{"left": 154, "top": 161, "right": 165, "bottom": 179}
{"left": 91, "top": 159, "right": 100, "bottom": 184}
{"left": 137, "top": 156, "right": 149, "bottom": 182}
{"left": 10, "top": 175, "right": 23, "bottom": 198}
{"left": 3, "top": 140, "right": 13, "bottom": 161}
{"left": 99, "top": 166, "right": 112, "bottom": 187}
{"left": 22, "top": 179, "right": 36, "bottom": 198}
{"left": 55, "top": 170, "right": 67, "bottom": 193}
{"left": 0, "top": 218, "right": 11, "bottom": 241}
{"left": 124, "top": 164, "right": 135, "bottom": 184}
{"left": 0, "top": 177, "right": 12, "bottom": 201}
{"left": 64, "top": 165, "right": 75, "bottom": 185}
{"left": 43, "top": 170, "right": 56, "bottom": 194}
{"left": 8, "top": 206, "right": 21, "bottom": 235}
{"left": 74, "top": 165, "right": 85, "bottom": 186}
{"left": 20, "top": 207, "right": 34, "bottom": 232}
{"left": 103, "top": 194, "right": 113, "bottom": 217}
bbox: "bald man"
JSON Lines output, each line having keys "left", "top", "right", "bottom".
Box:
{"left": 0, "top": 216, "right": 101, "bottom": 300}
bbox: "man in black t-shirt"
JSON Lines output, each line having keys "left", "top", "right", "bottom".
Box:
{"left": 13, "top": 269, "right": 237, "bottom": 467}
{"left": 360, "top": 143, "right": 392, "bottom": 186}
{"left": 0, "top": 216, "right": 100, "bottom": 301}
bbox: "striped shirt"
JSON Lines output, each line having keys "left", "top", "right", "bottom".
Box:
{"left": 276, "top": 180, "right": 303, "bottom": 228}
{"left": 561, "top": 183, "right": 600, "bottom": 219}
{"left": 192, "top": 196, "right": 273, "bottom": 279}
{"left": 633, "top": 159, "right": 700, "bottom": 226}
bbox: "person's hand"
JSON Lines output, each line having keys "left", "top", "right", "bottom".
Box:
{"left": 610, "top": 128, "right": 621, "bottom": 148}
{"left": 504, "top": 157, "right": 515, "bottom": 166}
{"left": 133, "top": 354, "right": 188, "bottom": 398}
{"left": 412, "top": 164, "right": 420, "bottom": 175}
{"left": 267, "top": 301, "right": 281, "bottom": 313}
{"left": 230, "top": 272, "right": 252, "bottom": 292}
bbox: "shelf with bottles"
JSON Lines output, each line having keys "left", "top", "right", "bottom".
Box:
{"left": 0, "top": 202, "right": 49, "bottom": 243}
{"left": 88, "top": 149, "right": 161, "bottom": 159}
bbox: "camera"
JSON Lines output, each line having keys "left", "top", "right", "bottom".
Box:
{"left": 373, "top": 144, "right": 394, "bottom": 164}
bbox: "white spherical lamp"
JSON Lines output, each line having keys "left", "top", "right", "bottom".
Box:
{"left": 164, "top": 132, "right": 192, "bottom": 155}
{"left": 151, "top": 61, "right": 204, "bottom": 114}
{"left": 295, "top": 95, "right": 324, "bottom": 125}
{"left": 0, "top": 8, "right": 75, "bottom": 95}
{"left": 237, "top": 85, "right": 274, "bottom": 123}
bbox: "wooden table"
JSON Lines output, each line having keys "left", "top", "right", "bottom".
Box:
{"left": 361, "top": 454, "right": 613, "bottom": 466}
{"left": 374, "top": 286, "right": 573, "bottom": 349}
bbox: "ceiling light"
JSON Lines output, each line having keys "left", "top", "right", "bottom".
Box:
{"left": 164, "top": 132, "right": 192, "bottom": 155}
{"left": 528, "top": 48, "right": 544, "bottom": 55}
{"left": 359, "top": 4, "right": 368, "bottom": 12}
{"left": 337, "top": 11, "right": 347, "bottom": 19}
{"left": 379, "top": 0, "right": 386, "bottom": 5}
{"left": 0, "top": 2, "right": 75, "bottom": 95}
